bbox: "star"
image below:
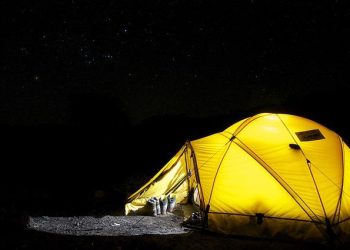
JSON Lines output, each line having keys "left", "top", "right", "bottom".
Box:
{"left": 102, "top": 54, "right": 113, "bottom": 60}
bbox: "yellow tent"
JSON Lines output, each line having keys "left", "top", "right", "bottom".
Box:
{"left": 125, "top": 113, "right": 350, "bottom": 241}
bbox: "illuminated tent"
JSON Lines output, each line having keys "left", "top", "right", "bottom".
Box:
{"left": 125, "top": 113, "right": 350, "bottom": 241}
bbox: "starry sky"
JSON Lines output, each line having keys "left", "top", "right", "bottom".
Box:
{"left": 2, "top": 0, "right": 350, "bottom": 126}
{"left": 3, "top": 1, "right": 350, "bottom": 226}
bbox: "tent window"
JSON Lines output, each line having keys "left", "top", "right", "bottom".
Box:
{"left": 295, "top": 129, "right": 325, "bottom": 141}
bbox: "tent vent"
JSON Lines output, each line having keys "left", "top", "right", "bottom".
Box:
{"left": 295, "top": 129, "right": 325, "bottom": 141}
{"left": 289, "top": 143, "right": 301, "bottom": 150}
{"left": 256, "top": 213, "right": 264, "bottom": 225}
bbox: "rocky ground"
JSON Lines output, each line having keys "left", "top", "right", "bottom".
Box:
{"left": 0, "top": 213, "right": 345, "bottom": 250}
{"left": 27, "top": 214, "right": 188, "bottom": 236}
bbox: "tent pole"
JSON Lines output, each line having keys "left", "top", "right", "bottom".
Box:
{"left": 187, "top": 140, "right": 206, "bottom": 212}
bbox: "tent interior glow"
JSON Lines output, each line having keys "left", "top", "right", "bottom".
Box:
{"left": 126, "top": 113, "right": 350, "bottom": 240}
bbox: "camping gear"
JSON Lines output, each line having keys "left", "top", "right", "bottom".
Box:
{"left": 147, "top": 197, "right": 158, "bottom": 216}
{"left": 125, "top": 113, "right": 350, "bottom": 241}
{"left": 155, "top": 198, "right": 161, "bottom": 215}
{"left": 167, "top": 194, "right": 176, "bottom": 213}
{"left": 160, "top": 195, "right": 168, "bottom": 215}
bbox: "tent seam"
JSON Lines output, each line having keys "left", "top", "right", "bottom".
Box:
{"left": 276, "top": 114, "right": 328, "bottom": 221}
{"left": 233, "top": 113, "right": 272, "bottom": 137}
{"left": 187, "top": 141, "right": 206, "bottom": 211}
{"left": 208, "top": 211, "right": 318, "bottom": 223}
{"left": 207, "top": 140, "right": 233, "bottom": 206}
{"left": 233, "top": 138, "right": 321, "bottom": 223}
{"left": 333, "top": 136, "right": 345, "bottom": 224}
{"left": 127, "top": 145, "right": 187, "bottom": 202}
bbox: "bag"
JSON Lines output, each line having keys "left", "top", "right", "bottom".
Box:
{"left": 160, "top": 195, "right": 168, "bottom": 215}
{"left": 167, "top": 194, "right": 176, "bottom": 213}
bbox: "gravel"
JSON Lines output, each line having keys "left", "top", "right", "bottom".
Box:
{"left": 27, "top": 214, "right": 190, "bottom": 236}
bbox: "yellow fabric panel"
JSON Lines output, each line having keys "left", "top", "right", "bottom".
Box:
{"left": 125, "top": 179, "right": 189, "bottom": 215}
{"left": 134, "top": 155, "right": 185, "bottom": 198}
{"left": 209, "top": 142, "right": 310, "bottom": 220}
{"left": 184, "top": 143, "right": 196, "bottom": 190}
{"left": 125, "top": 146, "right": 191, "bottom": 215}
{"left": 234, "top": 114, "right": 324, "bottom": 219}
{"left": 340, "top": 142, "right": 350, "bottom": 220}
{"left": 279, "top": 114, "right": 344, "bottom": 219}
{"left": 125, "top": 198, "right": 144, "bottom": 213}
{"left": 191, "top": 132, "right": 229, "bottom": 146}
{"left": 232, "top": 113, "right": 272, "bottom": 136}
{"left": 191, "top": 133, "right": 231, "bottom": 205}
{"left": 127, "top": 145, "right": 186, "bottom": 201}
{"left": 208, "top": 213, "right": 324, "bottom": 240}
{"left": 310, "top": 162, "right": 342, "bottom": 221}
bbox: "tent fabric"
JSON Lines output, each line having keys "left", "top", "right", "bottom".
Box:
{"left": 125, "top": 144, "right": 198, "bottom": 214}
{"left": 125, "top": 113, "right": 350, "bottom": 240}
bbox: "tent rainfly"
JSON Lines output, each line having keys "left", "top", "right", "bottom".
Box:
{"left": 125, "top": 113, "right": 350, "bottom": 241}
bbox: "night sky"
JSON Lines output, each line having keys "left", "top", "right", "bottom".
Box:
{"left": 2, "top": 0, "right": 350, "bottom": 238}
{"left": 3, "top": 0, "right": 350, "bottom": 126}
